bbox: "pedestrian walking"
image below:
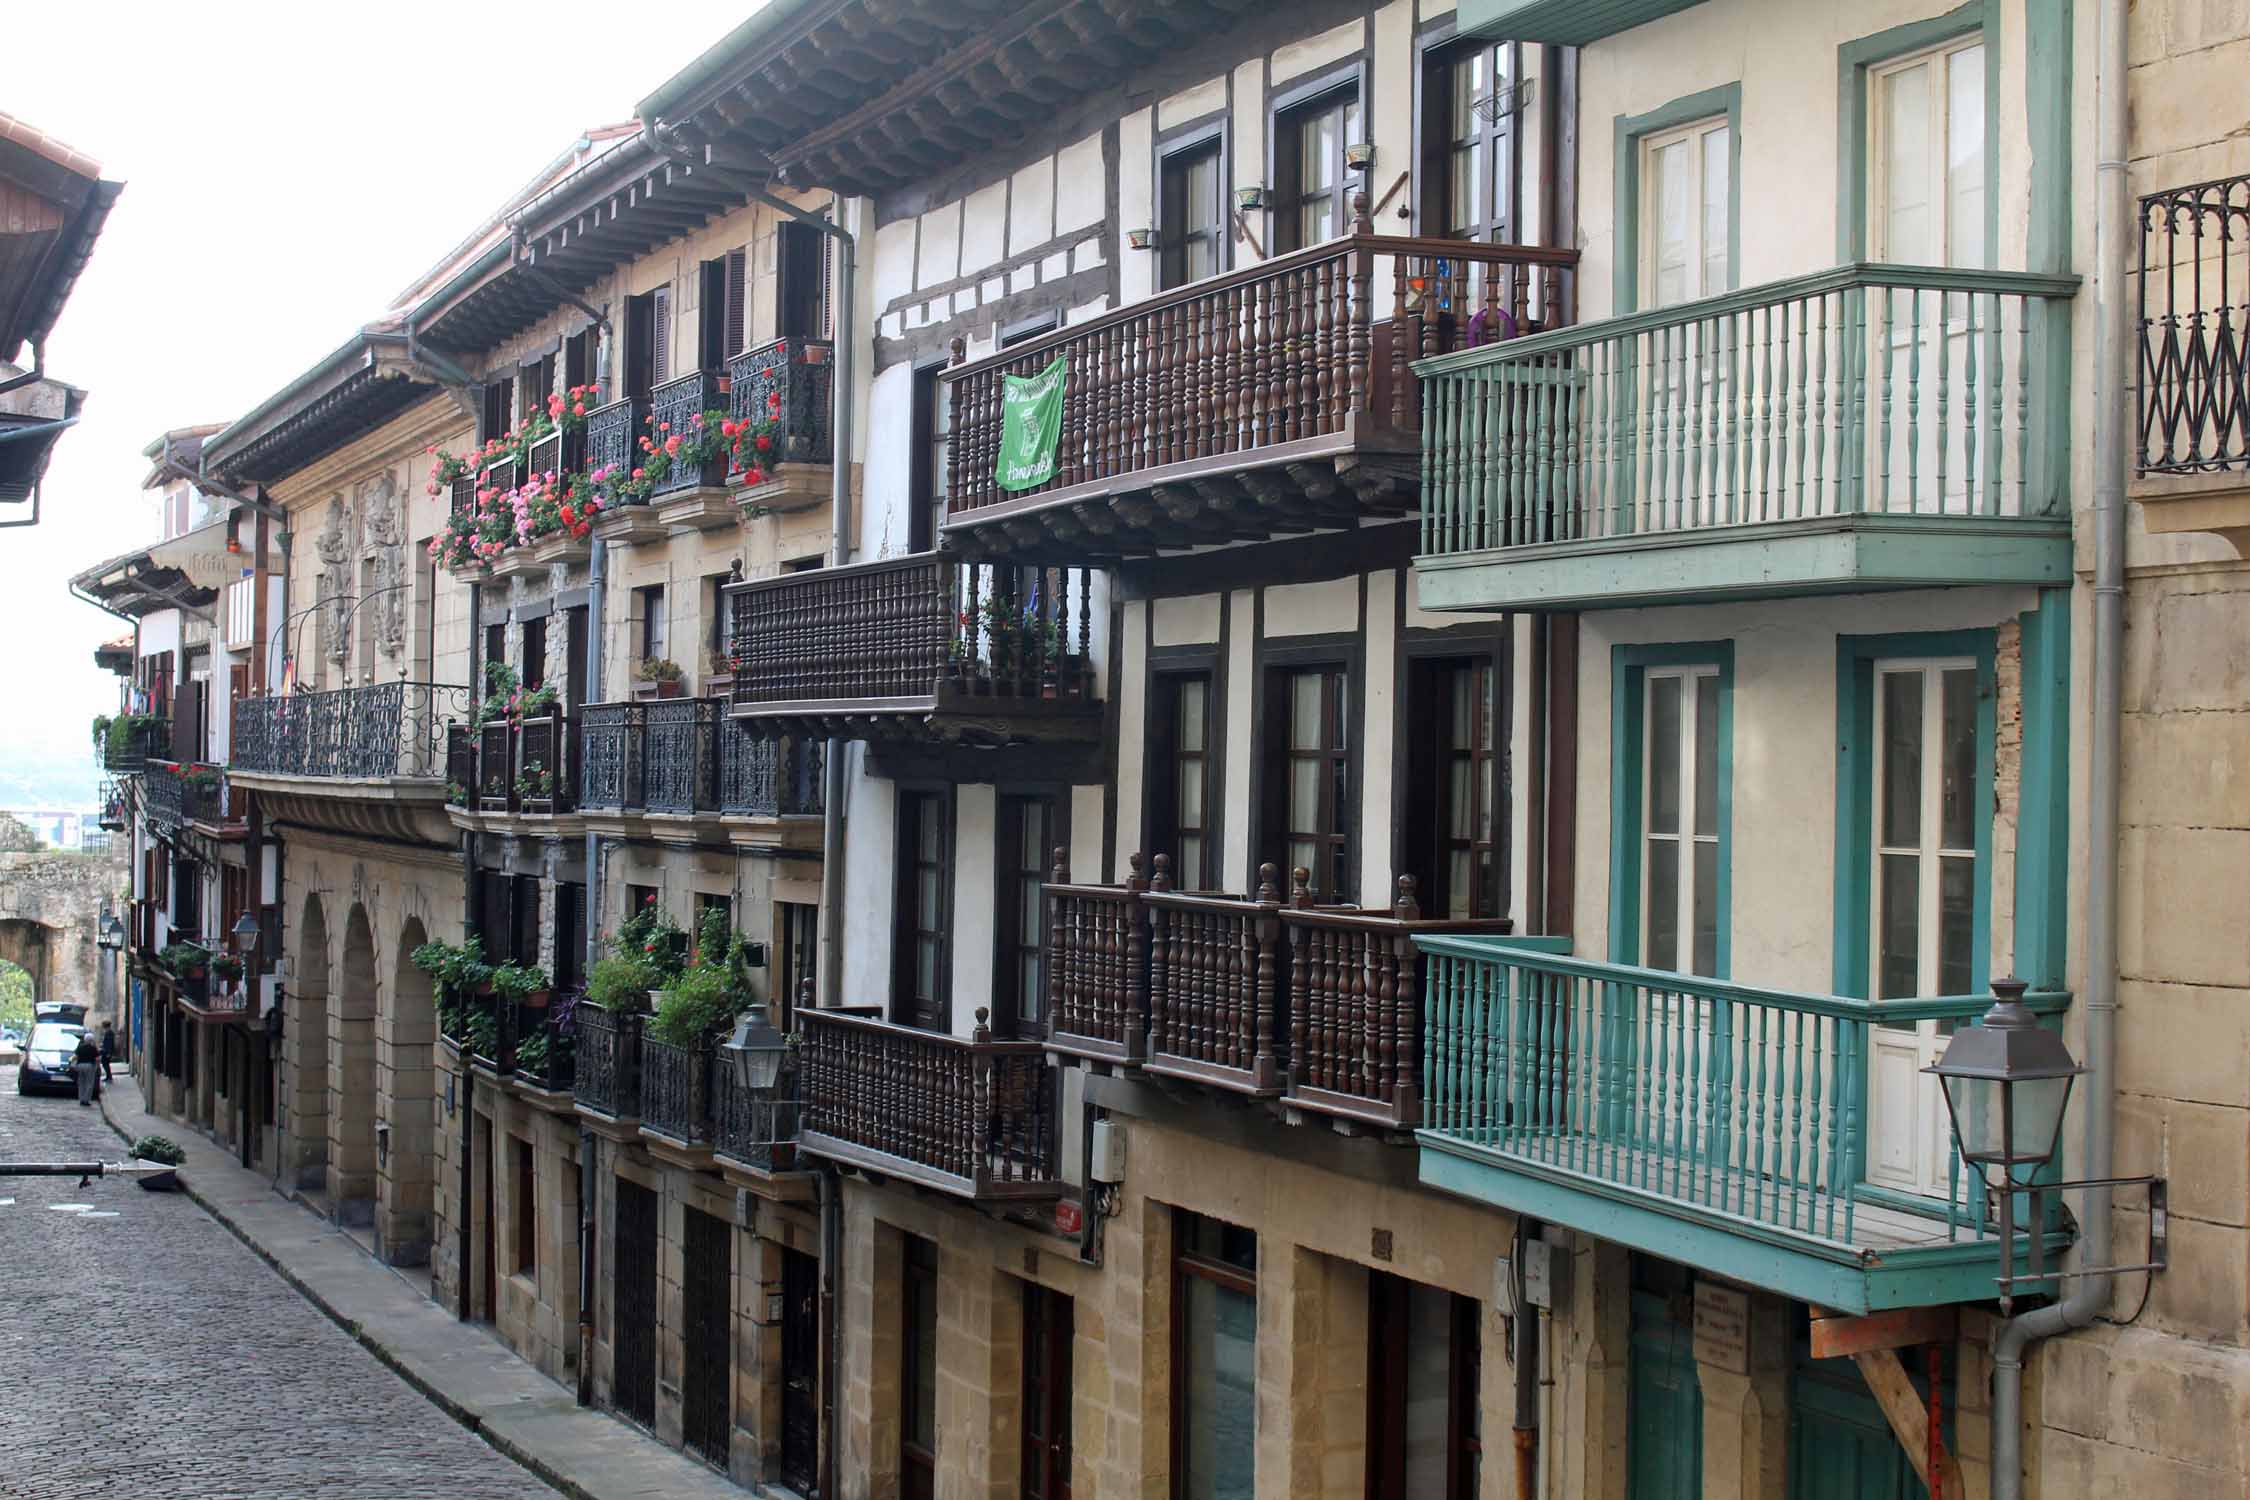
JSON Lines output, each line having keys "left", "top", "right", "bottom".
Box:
{"left": 99, "top": 1021, "right": 116, "bottom": 1082}
{"left": 72, "top": 1031, "right": 100, "bottom": 1106}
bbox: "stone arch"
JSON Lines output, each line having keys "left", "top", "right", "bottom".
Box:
{"left": 0, "top": 918, "right": 56, "bottom": 1004}
{"left": 331, "top": 904, "right": 380, "bottom": 1226}
{"left": 289, "top": 893, "right": 332, "bottom": 1191}
{"left": 379, "top": 916, "right": 437, "bottom": 1266}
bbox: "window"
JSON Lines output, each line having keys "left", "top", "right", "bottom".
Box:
{"left": 696, "top": 893, "right": 733, "bottom": 955}
{"left": 910, "top": 362, "right": 952, "bottom": 553}
{"left": 894, "top": 790, "right": 951, "bottom": 1030}
{"left": 1366, "top": 1273, "right": 1481, "bottom": 1500}
{"left": 1148, "top": 672, "right": 1216, "bottom": 891}
{"left": 480, "top": 377, "right": 516, "bottom": 442}
{"left": 553, "top": 881, "right": 585, "bottom": 990}
{"left": 483, "top": 623, "right": 505, "bottom": 692}
{"left": 1159, "top": 136, "right": 1224, "bottom": 290}
{"left": 1264, "top": 664, "right": 1352, "bottom": 903}
{"left": 1404, "top": 656, "right": 1504, "bottom": 920}
{"left": 1173, "top": 1209, "right": 1256, "bottom": 1500}
{"left": 1872, "top": 660, "right": 1980, "bottom": 1000}
{"left": 1612, "top": 646, "right": 1731, "bottom": 976}
{"left": 1422, "top": 39, "right": 1519, "bottom": 243}
{"left": 777, "top": 900, "right": 818, "bottom": 1025}
{"left": 521, "top": 616, "right": 547, "bottom": 693}
{"left": 625, "top": 884, "right": 659, "bottom": 928}
{"left": 638, "top": 586, "right": 667, "bottom": 667}
{"left": 520, "top": 355, "right": 554, "bottom": 413}
{"left": 512, "top": 1136, "right": 536, "bottom": 1275}
{"left": 1639, "top": 115, "right": 1731, "bottom": 308}
{"left": 1022, "top": 1283, "right": 1074, "bottom": 1499}
{"left": 901, "top": 1233, "right": 938, "bottom": 1500}
{"left": 778, "top": 219, "right": 833, "bottom": 341}
{"left": 700, "top": 249, "right": 748, "bottom": 368}
{"left": 1273, "top": 81, "right": 1362, "bottom": 253}
{"left": 625, "top": 287, "right": 670, "bottom": 397}
{"left": 1870, "top": 39, "right": 1986, "bottom": 270}
{"left": 996, "top": 796, "right": 1058, "bottom": 1040}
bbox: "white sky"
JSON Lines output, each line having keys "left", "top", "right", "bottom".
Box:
{"left": 0, "top": 2, "right": 756, "bottom": 801}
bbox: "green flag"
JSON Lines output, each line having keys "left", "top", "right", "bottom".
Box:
{"left": 995, "top": 355, "right": 1068, "bottom": 491}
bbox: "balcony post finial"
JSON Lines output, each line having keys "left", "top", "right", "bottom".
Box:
{"left": 1290, "top": 867, "right": 1312, "bottom": 909}
{"left": 973, "top": 1006, "right": 991, "bottom": 1044}
{"left": 1257, "top": 862, "right": 1280, "bottom": 904}
{"left": 1394, "top": 874, "right": 1420, "bottom": 922}
{"left": 1126, "top": 851, "right": 1146, "bottom": 895}
{"left": 1151, "top": 852, "right": 1173, "bottom": 894}
{"left": 949, "top": 334, "right": 966, "bottom": 368}
{"left": 1051, "top": 845, "right": 1069, "bottom": 884}
{"left": 800, "top": 974, "right": 815, "bottom": 1018}
{"left": 1351, "top": 191, "right": 1373, "bottom": 236}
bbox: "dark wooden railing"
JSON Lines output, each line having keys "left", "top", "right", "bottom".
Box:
{"left": 942, "top": 207, "right": 1578, "bottom": 520}
{"left": 728, "top": 336, "right": 834, "bottom": 466}
{"left": 232, "top": 684, "right": 470, "bottom": 780}
{"left": 728, "top": 554, "right": 1096, "bottom": 711}
{"left": 641, "top": 1036, "right": 714, "bottom": 1145}
{"left": 574, "top": 1002, "right": 642, "bottom": 1119}
{"left": 1045, "top": 852, "right": 1510, "bottom": 1129}
{"left": 713, "top": 1064, "right": 802, "bottom": 1173}
{"left": 585, "top": 394, "right": 646, "bottom": 492}
{"left": 467, "top": 706, "right": 575, "bottom": 815}
{"left": 798, "top": 1007, "right": 1061, "bottom": 1200}
{"left": 649, "top": 370, "right": 727, "bottom": 498}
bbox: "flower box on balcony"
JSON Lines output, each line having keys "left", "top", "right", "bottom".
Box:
{"left": 591, "top": 500, "right": 669, "bottom": 546}
{"left": 527, "top": 531, "right": 592, "bottom": 569}
{"left": 654, "top": 485, "right": 738, "bottom": 532}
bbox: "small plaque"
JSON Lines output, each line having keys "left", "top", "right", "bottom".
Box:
{"left": 1692, "top": 1281, "right": 1751, "bottom": 1375}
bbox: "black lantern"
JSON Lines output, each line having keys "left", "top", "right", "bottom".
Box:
{"left": 97, "top": 914, "right": 124, "bottom": 952}
{"left": 724, "top": 1007, "right": 791, "bottom": 1095}
{"left": 1925, "top": 976, "right": 2082, "bottom": 1189}
{"left": 231, "top": 909, "right": 262, "bottom": 957}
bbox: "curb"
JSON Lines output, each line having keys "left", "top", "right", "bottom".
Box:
{"left": 96, "top": 1091, "right": 595, "bottom": 1500}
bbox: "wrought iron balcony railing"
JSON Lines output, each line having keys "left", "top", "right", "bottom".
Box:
{"left": 143, "top": 762, "right": 235, "bottom": 832}
{"left": 939, "top": 212, "right": 1578, "bottom": 560}
{"left": 583, "top": 698, "right": 782, "bottom": 817}
{"left": 798, "top": 1007, "right": 1062, "bottom": 1200}
{"left": 463, "top": 705, "right": 575, "bottom": 816}
{"left": 719, "top": 724, "right": 824, "bottom": 817}
{"left": 727, "top": 555, "right": 1100, "bottom": 738}
{"left": 2139, "top": 174, "right": 2250, "bottom": 476}
{"left": 728, "top": 336, "right": 834, "bottom": 467}
{"left": 1046, "top": 854, "right": 1509, "bottom": 1129}
{"left": 574, "top": 1001, "right": 643, "bottom": 1119}
{"left": 640, "top": 1036, "right": 715, "bottom": 1146}
{"left": 230, "top": 684, "right": 470, "bottom": 781}
{"left": 585, "top": 394, "right": 647, "bottom": 493}
{"left": 713, "top": 1064, "right": 802, "bottom": 1173}
{"left": 1417, "top": 264, "right": 2079, "bottom": 560}
{"left": 649, "top": 370, "right": 727, "bottom": 498}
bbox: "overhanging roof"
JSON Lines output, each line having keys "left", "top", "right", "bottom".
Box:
{"left": 201, "top": 331, "right": 437, "bottom": 487}
{"left": 1454, "top": 0, "right": 1709, "bottom": 45}
{"left": 0, "top": 111, "right": 123, "bottom": 362}
{"left": 70, "top": 516, "right": 273, "bottom": 620}
{"left": 0, "top": 392, "right": 83, "bottom": 506}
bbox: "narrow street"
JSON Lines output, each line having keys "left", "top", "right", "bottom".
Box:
{"left": 0, "top": 1063, "right": 554, "bottom": 1500}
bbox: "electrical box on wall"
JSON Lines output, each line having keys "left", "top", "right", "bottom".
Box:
{"left": 1523, "top": 1238, "right": 1571, "bottom": 1311}
{"left": 1089, "top": 1118, "right": 1126, "bottom": 1183}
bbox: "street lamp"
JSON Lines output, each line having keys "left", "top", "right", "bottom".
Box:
{"left": 1925, "top": 977, "right": 2082, "bottom": 1192}
{"left": 231, "top": 909, "right": 262, "bottom": 957}
{"left": 97, "top": 914, "right": 124, "bottom": 952}
{"left": 723, "top": 1006, "right": 791, "bottom": 1095}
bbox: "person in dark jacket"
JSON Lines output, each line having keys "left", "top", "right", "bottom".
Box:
{"left": 72, "top": 1032, "right": 100, "bottom": 1106}
{"left": 98, "top": 1021, "right": 116, "bottom": 1082}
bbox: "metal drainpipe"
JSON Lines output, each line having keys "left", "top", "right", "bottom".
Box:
{"left": 577, "top": 534, "right": 607, "bottom": 1404}
{"left": 1991, "top": 2, "right": 2127, "bottom": 1491}
{"left": 638, "top": 120, "right": 857, "bottom": 1008}
{"left": 818, "top": 1165, "right": 842, "bottom": 1500}
{"left": 1514, "top": 1221, "right": 1542, "bottom": 1500}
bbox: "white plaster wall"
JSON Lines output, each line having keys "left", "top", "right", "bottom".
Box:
{"left": 1153, "top": 594, "right": 1222, "bottom": 646}
{"left": 840, "top": 753, "right": 895, "bottom": 1004}
{"left": 1223, "top": 589, "right": 1257, "bottom": 889}
{"left": 1265, "top": 575, "right": 1358, "bottom": 637}
{"left": 1114, "top": 602, "right": 1149, "bottom": 884}
{"left": 1574, "top": 585, "right": 2042, "bottom": 993}
{"left": 1357, "top": 568, "right": 1399, "bottom": 904}
{"left": 950, "top": 784, "right": 998, "bottom": 1038}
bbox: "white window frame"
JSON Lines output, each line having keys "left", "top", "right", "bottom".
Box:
{"left": 1867, "top": 37, "right": 1987, "bottom": 270}
{"left": 1640, "top": 664, "right": 1722, "bottom": 976}
{"left": 1637, "top": 114, "right": 1731, "bottom": 310}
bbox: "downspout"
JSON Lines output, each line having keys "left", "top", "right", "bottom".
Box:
{"left": 818, "top": 1164, "right": 842, "bottom": 1500}
{"left": 459, "top": 584, "right": 483, "bottom": 1324}
{"left": 640, "top": 120, "right": 857, "bottom": 1008}
{"left": 1513, "top": 1220, "right": 1542, "bottom": 1500}
{"left": 1990, "top": 2, "right": 2126, "bottom": 1492}
{"left": 578, "top": 534, "right": 607, "bottom": 1406}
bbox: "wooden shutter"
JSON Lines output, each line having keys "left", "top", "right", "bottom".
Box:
{"left": 512, "top": 875, "right": 541, "bottom": 967}
{"left": 725, "top": 248, "right": 748, "bottom": 357}
{"left": 652, "top": 284, "right": 672, "bottom": 383}
{"left": 779, "top": 222, "right": 828, "bottom": 340}
{"left": 565, "top": 329, "right": 593, "bottom": 393}
{"left": 625, "top": 294, "right": 655, "bottom": 399}
{"left": 698, "top": 259, "right": 726, "bottom": 370}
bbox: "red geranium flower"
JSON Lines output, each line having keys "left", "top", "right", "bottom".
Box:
{"left": 755, "top": 434, "right": 772, "bottom": 451}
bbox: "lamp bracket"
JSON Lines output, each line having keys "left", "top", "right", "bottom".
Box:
{"left": 1989, "top": 1175, "right": 2166, "bottom": 1293}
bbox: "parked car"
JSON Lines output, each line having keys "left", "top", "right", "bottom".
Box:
{"left": 16, "top": 1021, "right": 87, "bottom": 1096}
{"left": 32, "top": 1000, "right": 86, "bottom": 1029}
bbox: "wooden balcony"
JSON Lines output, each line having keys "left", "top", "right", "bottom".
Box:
{"left": 797, "top": 1007, "right": 1062, "bottom": 1202}
{"left": 455, "top": 705, "right": 577, "bottom": 821}
{"left": 727, "top": 555, "right": 1100, "bottom": 746}
{"left": 1414, "top": 263, "right": 2079, "bottom": 612}
{"left": 1045, "top": 854, "right": 1510, "bottom": 1129}
{"left": 1414, "top": 937, "right": 2073, "bottom": 1312}
{"left": 939, "top": 211, "right": 1577, "bottom": 563}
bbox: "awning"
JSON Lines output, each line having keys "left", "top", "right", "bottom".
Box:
{"left": 146, "top": 516, "right": 269, "bottom": 592}
{"left": 70, "top": 516, "right": 269, "bottom": 619}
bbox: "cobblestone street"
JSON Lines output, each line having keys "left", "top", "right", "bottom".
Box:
{"left": 0, "top": 1064, "right": 555, "bottom": 1500}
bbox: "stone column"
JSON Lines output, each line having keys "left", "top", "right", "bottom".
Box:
{"left": 1272, "top": 1247, "right": 1369, "bottom": 1500}
{"left": 1549, "top": 1236, "right": 1632, "bottom": 1500}
{"left": 1695, "top": 1287, "right": 1790, "bottom": 1500}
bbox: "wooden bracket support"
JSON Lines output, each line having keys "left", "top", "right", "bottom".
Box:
{"left": 1851, "top": 1348, "right": 1965, "bottom": 1499}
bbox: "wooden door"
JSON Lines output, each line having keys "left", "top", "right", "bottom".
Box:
{"left": 612, "top": 1177, "right": 660, "bottom": 1427}
{"left": 681, "top": 1207, "right": 732, "bottom": 1469}
{"left": 780, "top": 1247, "right": 820, "bottom": 1494}
{"left": 1627, "top": 1289, "right": 1702, "bottom": 1500}
{"left": 1021, "top": 1282, "right": 1073, "bottom": 1499}
{"left": 1787, "top": 1333, "right": 1934, "bottom": 1500}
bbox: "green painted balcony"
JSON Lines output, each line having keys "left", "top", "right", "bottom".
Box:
{"left": 1456, "top": 0, "right": 1707, "bottom": 46}
{"left": 1413, "top": 936, "right": 2072, "bottom": 1314}
{"left": 1413, "top": 264, "right": 2079, "bottom": 612}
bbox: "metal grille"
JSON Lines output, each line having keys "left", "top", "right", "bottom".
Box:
{"left": 586, "top": 395, "right": 647, "bottom": 490}
{"left": 643, "top": 698, "right": 720, "bottom": 814}
{"left": 727, "top": 336, "right": 835, "bottom": 465}
{"left": 579, "top": 702, "right": 643, "bottom": 809}
{"left": 229, "top": 683, "right": 469, "bottom": 779}
{"left": 649, "top": 370, "right": 724, "bottom": 498}
{"left": 713, "top": 1064, "right": 800, "bottom": 1172}
{"left": 575, "top": 1003, "right": 642, "bottom": 1118}
{"left": 611, "top": 1177, "right": 659, "bottom": 1428}
{"left": 640, "top": 1037, "right": 713, "bottom": 1144}
{"left": 681, "top": 1206, "right": 734, "bottom": 1470}
{"left": 2140, "top": 175, "right": 2250, "bottom": 474}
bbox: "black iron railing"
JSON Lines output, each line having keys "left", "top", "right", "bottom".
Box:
{"left": 231, "top": 683, "right": 471, "bottom": 780}
{"left": 727, "top": 336, "right": 834, "bottom": 466}
{"left": 643, "top": 698, "right": 721, "bottom": 813}
{"left": 713, "top": 1064, "right": 801, "bottom": 1172}
{"left": 649, "top": 370, "right": 726, "bottom": 498}
{"left": 580, "top": 702, "right": 644, "bottom": 809}
{"left": 641, "top": 1036, "right": 715, "bottom": 1144}
{"left": 101, "top": 717, "right": 170, "bottom": 773}
{"left": 2141, "top": 174, "right": 2250, "bottom": 475}
{"left": 574, "top": 1002, "right": 642, "bottom": 1118}
{"left": 144, "top": 762, "right": 232, "bottom": 831}
{"left": 585, "top": 395, "right": 647, "bottom": 494}
{"left": 719, "top": 725, "right": 824, "bottom": 816}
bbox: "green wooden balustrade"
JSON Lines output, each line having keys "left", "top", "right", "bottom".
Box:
{"left": 1416, "top": 263, "right": 2080, "bottom": 559}
{"left": 1415, "top": 935, "right": 2070, "bottom": 1248}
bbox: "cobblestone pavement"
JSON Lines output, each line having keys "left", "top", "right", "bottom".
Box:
{"left": 0, "top": 1064, "right": 555, "bottom": 1499}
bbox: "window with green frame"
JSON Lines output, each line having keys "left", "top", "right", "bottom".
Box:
{"left": 1608, "top": 643, "right": 1733, "bottom": 977}
{"left": 1831, "top": 629, "right": 1996, "bottom": 1000}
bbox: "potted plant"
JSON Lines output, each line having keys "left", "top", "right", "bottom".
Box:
{"left": 131, "top": 1133, "right": 186, "bottom": 1192}
{"left": 464, "top": 1001, "right": 503, "bottom": 1067}
{"left": 209, "top": 953, "right": 246, "bottom": 987}
{"left": 634, "top": 657, "right": 686, "bottom": 699}
{"left": 491, "top": 961, "right": 552, "bottom": 1011}
{"left": 156, "top": 942, "right": 209, "bottom": 980}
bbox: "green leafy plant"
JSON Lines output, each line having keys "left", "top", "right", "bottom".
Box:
{"left": 208, "top": 954, "right": 245, "bottom": 983}
{"left": 515, "top": 761, "right": 554, "bottom": 800}
{"left": 131, "top": 1134, "right": 186, "bottom": 1166}
{"left": 646, "top": 960, "right": 741, "bottom": 1048}
{"left": 633, "top": 657, "right": 684, "bottom": 684}
{"left": 613, "top": 896, "right": 688, "bottom": 981}
{"left": 156, "top": 941, "right": 210, "bottom": 977}
{"left": 463, "top": 1001, "right": 501, "bottom": 1059}
{"left": 514, "top": 1029, "right": 553, "bottom": 1075}
{"left": 490, "top": 963, "right": 550, "bottom": 1004}
{"left": 411, "top": 935, "right": 493, "bottom": 1000}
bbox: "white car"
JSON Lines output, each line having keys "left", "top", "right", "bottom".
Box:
{"left": 15, "top": 1021, "right": 88, "bottom": 1096}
